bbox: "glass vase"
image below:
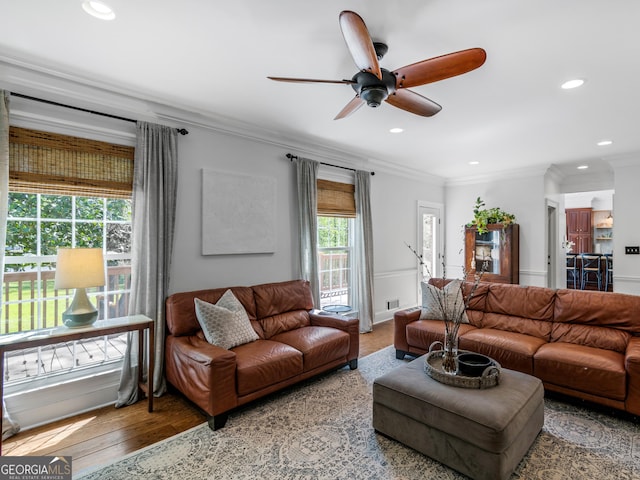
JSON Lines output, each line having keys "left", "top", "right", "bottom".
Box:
{"left": 441, "top": 332, "right": 459, "bottom": 374}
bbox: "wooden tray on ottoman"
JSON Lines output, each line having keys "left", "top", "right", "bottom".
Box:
{"left": 424, "top": 349, "right": 501, "bottom": 389}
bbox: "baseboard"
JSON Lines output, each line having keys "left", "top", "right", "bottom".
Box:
{"left": 4, "top": 369, "right": 121, "bottom": 431}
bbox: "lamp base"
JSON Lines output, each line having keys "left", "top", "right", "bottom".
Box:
{"left": 63, "top": 311, "right": 98, "bottom": 328}
{"left": 62, "top": 287, "right": 99, "bottom": 328}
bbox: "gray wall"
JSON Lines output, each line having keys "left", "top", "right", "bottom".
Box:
{"left": 169, "top": 124, "right": 446, "bottom": 323}
{"left": 445, "top": 173, "right": 547, "bottom": 287}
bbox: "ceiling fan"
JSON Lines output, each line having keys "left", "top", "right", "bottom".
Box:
{"left": 268, "top": 10, "right": 486, "bottom": 120}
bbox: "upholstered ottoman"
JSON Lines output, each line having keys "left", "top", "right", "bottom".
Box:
{"left": 373, "top": 356, "right": 544, "bottom": 480}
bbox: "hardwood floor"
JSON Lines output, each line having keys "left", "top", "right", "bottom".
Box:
{"left": 3, "top": 319, "right": 394, "bottom": 473}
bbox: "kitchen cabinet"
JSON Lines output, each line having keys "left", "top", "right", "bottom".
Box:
{"left": 566, "top": 208, "right": 592, "bottom": 253}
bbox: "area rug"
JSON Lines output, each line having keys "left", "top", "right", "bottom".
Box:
{"left": 75, "top": 346, "right": 640, "bottom": 479}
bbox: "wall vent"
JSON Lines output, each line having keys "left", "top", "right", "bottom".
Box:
{"left": 387, "top": 299, "right": 400, "bottom": 310}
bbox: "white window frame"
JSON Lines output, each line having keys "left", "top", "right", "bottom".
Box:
{"left": 2, "top": 193, "right": 132, "bottom": 392}
{"left": 317, "top": 216, "right": 355, "bottom": 310}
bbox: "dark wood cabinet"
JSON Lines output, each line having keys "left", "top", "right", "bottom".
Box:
{"left": 465, "top": 224, "right": 519, "bottom": 284}
{"left": 566, "top": 208, "right": 592, "bottom": 253}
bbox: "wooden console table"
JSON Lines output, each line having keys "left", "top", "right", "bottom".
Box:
{"left": 0, "top": 314, "right": 154, "bottom": 455}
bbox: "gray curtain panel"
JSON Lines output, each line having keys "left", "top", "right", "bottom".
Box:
{"left": 355, "top": 170, "right": 375, "bottom": 332}
{"left": 294, "top": 157, "right": 320, "bottom": 307}
{"left": 116, "top": 122, "right": 178, "bottom": 407}
{"left": 0, "top": 91, "right": 20, "bottom": 440}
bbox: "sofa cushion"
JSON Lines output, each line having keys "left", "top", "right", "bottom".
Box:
{"left": 534, "top": 342, "right": 626, "bottom": 401}
{"left": 420, "top": 279, "right": 469, "bottom": 323}
{"left": 550, "top": 323, "right": 631, "bottom": 353}
{"left": 554, "top": 289, "right": 640, "bottom": 334}
{"left": 462, "top": 281, "right": 490, "bottom": 312}
{"left": 233, "top": 339, "right": 303, "bottom": 397}
{"left": 407, "top": 320, "right": 476, "bottom": 353}
{"left": 259, "top": 310, "right": 311, "bottom": 339}
{"left": 194, "top": 292, "right": 259, "bottom": 350}
{"left": 428, "top": 279, "right": 489, "bottom": 326}
{"left": 253, "top": 280, "right": 314, "bottom": 338}
{"left": 166, "top": 286, "right": 257, "bottom": 337}
{"left": 271, "top": 326, "right": 350, "bottom": 371}
{"left": 486, "top": 284, "right": 556, "bottom": 321}
{"left": 253, "top": 279, "right": 314, "bottom": 318}
{"left": 481, "top": 313, "right": 552, "bottom": 340}
{"left": 460, "top": 329, "right": 547, "bottom": 375}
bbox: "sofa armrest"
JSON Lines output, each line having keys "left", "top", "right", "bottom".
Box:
{"left": 625, "top": 336, "right": 640, "bottom": 415}
{"left": 393, "top": 307, "right": 421, "bottom": 356}
{"left": 309, "top": 309, "right": 358, "bottom": 330}
{"left": 165, "top": 335, "right": 238, "bottom": 417}
{"left": 309, "top": 310, "right": 359, "bottom": 362}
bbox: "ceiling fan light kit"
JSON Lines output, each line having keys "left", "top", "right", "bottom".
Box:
{"left": 268, "top": 10, "right": 486, "bottom": 120}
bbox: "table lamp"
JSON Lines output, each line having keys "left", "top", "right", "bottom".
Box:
{"left": 55, "top": 247, "right": 105, "bottom": 328}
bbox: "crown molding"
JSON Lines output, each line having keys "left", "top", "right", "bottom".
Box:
{"left": 0, "top": 55, "right": 386, "bottom": 173}
{"left": 544, "top": 164, "right": 565, "bottom": 184}
{"left": 606, "top": 152, "right": 640, "bottom": 169}
{"left": 445, "top": 164, "right": 550, "bottom": 187}
{"left": 366, "top": 157, "right": 445, "bottom": 185}
{"left": 1, "top": 54, "right": 580, "bottom": 188}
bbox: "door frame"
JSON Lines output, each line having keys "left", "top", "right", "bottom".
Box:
{"left": 546, "top": 199, "right": 559, "bottom": 289}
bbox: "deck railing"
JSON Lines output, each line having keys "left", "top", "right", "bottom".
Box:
{"left": 2, "top": 265, "right": 131, "bottom": 334}
{"left": 1, "top": 265, "right": 132, "bottom": 383}
{"left": 318, "top": 250, "right": 351, "bottom": 307}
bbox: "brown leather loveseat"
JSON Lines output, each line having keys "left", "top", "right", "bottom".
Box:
{"left": 165, "top": 279, "right": 359, "bottom": 430}
{"left": 394, "top": 279, "right": 640, "bottom": 416}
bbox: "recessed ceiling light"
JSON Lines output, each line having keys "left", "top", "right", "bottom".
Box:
{"left": 561, "top": 79, "right": 585, "bottom": 90}
{"left": 597, "top": 140, "right": 613, "bottom": 146}
{"left": 577, "top": 165, "right": 589, "bottom": 170}
{"left": 389, "top": 128, "right": 403, "bottom": 133}
{"left": 82, "top": 1, "right": 116, "bottom": 20}
{"left": 469, "top": 161, "right": 480, "bottom": 165}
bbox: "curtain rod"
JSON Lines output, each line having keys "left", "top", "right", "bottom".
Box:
{"left": 286, "top": 153, "right": 374, "bottom": 175}
{"left": 10, "top": 92, "right": 189, "bottom": 135}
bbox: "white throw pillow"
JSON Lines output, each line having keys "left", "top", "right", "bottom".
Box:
{"left": 194, "top": 290, "right": 259, "bottom": 349}
{"left": 420, "top": 280, "right": 469, "bottom": 323}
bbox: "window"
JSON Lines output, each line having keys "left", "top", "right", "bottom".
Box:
{"left": 2, "top": 127, "right": 134, "bottom": 386}
{"left": 2, "top": 193, "right": 132, "bottom": 384}
{"left": 317, "top": 216, "right": 354, "bottom": 309}
{"left": 316, "top": 179, "right": 356, "bottom": 310}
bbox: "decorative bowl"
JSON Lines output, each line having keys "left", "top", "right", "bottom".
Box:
{"left": 457, "top": 352, "right": 493, "bottom": 377}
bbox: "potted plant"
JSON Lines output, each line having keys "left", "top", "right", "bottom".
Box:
{"left": 466, "top": 197, "right": 516, "bottom": 234}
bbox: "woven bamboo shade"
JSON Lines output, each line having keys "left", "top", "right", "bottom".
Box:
{"left": 9, "top": 127, "right": 134, "bottom": 198}
{"left": 317, "top": 179, "right": 356, "bottom": 217}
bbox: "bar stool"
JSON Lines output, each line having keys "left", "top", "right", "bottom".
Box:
{"left": 581, "top": 253, "right": 602, "bottom": 290}
{"left": 566, "top": 253, "right": 578, "bottom": 289}
{"left": 604, "top": 253, "right": 613, "bottom": 291}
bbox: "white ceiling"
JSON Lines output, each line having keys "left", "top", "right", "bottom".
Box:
{"left": 1, "top": 0, "right": 639, "bottom": 179}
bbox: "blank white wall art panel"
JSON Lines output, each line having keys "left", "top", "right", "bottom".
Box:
{"left": 201, "top": 169, "right": 277, "bottom": 255}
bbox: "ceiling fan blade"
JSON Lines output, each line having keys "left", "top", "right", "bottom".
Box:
{"left": 334, "top": 95, "right": 365, "bottom": 120}
{"left": 392, "top": 48, "right": 487, "bottom": 89}
{"left": 339, "top": 10, "right": 382, "bottom": 80}
{"left": 386, "top": 89, "right": 442, "bottom": 117}
{"left": 268, "top": 76, "right": 355, "bottom": 85}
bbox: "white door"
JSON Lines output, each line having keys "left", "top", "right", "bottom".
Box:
{"left": 417, "top": 202, "right": 443, "bottom": 286}
{"left": 546, "top": 200, "right": 558, "bottom": 289}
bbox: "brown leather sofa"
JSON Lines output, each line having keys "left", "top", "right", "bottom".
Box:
{"left": 165, "top": 279, "right": 359, "bottom": 430}
{"left": 394, "top": 279, "right": 640, "bottom": 416}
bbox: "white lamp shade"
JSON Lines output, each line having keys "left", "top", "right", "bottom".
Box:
{"left": 55, "top": 248, "right": 105, "bottom": 289}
